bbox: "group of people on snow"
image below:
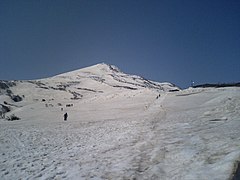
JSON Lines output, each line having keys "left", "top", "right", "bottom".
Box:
{"left": 156, "top": 94, "right": 161, "bottom": 99}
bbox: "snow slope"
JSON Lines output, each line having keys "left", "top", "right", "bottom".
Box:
{"left": 0, "top": 63, "right": 239, "bottom": 180}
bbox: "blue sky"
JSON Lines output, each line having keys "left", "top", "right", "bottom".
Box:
{"left": 0, "top": 0, "right": 239, "bottom": 88}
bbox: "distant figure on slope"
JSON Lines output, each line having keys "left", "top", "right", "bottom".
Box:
{"left": 64, "top": 113, "right": 68, "bottom": 121}
{"left": 156, "top": 94, "right": 161, "bottom": 99}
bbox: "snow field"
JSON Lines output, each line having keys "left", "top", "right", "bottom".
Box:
{"left": 0, "top": 64, "right": 239, "bottom": 179}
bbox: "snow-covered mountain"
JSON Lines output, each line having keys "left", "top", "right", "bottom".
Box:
{"left": 0, "top": 63, "right": 179, "bottom": 109}
{"left": 0, "top": 63, "right": 240, "bottom": 180}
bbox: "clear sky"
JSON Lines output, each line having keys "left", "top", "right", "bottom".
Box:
{"left": 0, "top": 0, "right": 239, "bottom": 88}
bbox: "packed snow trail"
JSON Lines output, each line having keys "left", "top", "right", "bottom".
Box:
{"left": 139, "top": 88, "right": 240, "bottom": 180}
{"left": 126, "top": 93, "right": 169, "bottom": 179}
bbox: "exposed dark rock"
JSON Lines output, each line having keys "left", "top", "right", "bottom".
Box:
{"left": 0, "top": 82, "right": 9, "bottom": 89}
{"left": 52, "top": 86, "right": 66, "bottom": 91}
{"left": 109, "top": 74, "right": 164, "bottom": 90}
{"left": 76, "top": 87, "right": 103, "bottom": 93}
{"left": 6, "top": 114, "right": 20, "bottom": 121}
{"left": 112, "top": 85, "right": 138, "bottom": 90}
{"left": 231, "top": 161, "right": 240, "bottom": 180}
{"left": 169, "top": 89, "right": 180, "bottom": 92}
{"left": 90, "top": 76, "right": 105, "bottom": 83}
{"left": 51, "top": 81, "right": 81, "bottom": 91}
{"left": 6, "top": 89, "right": 12, "bottom": 95}
{"left": 11, "top": 95, "right": 23, "bottom": 102}
{"left": 0, "top": 80, "right": 17, "bottom": 88}
{"left": 27, "top": 81, "right": 48, "bottom": 89}
{"left": 66, "top": 104, "right": 73, "bottom": 107}
{"left": 37, "top": 86, "right": 49, "bottom": 90}
{"left": 69, "top": 91, "right": 83, "bottom": 100}
{"left": 3, "top": 101, "right": 21, "bottom": 107}
{"left": 176, "top": 92, "right": 200, "bottom": 97}
{"left": 0, "top": 104, "right": 11, "bottom": 113}
{"left": 193, "top": 83, "right": 240, "bottom": 88}
{"left": 108, "top": 64, "right": 121, "bottom": 73}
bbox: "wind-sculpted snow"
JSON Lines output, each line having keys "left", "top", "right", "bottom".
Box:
{"left": 0, "top": 63, "right": 239, "bottom": 180}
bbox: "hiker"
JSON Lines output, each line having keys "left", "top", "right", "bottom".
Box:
{"left": 64, "top": 113, "right": 68, "bottom": 121}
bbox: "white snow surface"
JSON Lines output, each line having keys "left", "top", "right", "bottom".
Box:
{"left": 0, "top": 63, "right": 240, "bottom": 180}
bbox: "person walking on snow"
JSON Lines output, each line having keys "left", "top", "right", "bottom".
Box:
{"left": 64, "top": 113, "right": 68, "bottom": 121}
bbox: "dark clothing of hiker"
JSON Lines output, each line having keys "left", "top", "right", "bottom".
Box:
{"left": 64, "top": 113, "right": 68, "bottom": 121}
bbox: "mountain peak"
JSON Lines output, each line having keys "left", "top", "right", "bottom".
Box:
{"left": 51, "top": 63, "right": 180, "bottom": 92}
{"left": 55, "top": 63, "right": 122, "bottom": 78}
{"left": 85, "top": 63, "right": 121, "bottom": 73}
